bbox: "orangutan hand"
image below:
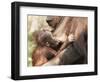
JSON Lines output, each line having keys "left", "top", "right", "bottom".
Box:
{"left": 68, "top": 34, "right": 75, "bottom": 42}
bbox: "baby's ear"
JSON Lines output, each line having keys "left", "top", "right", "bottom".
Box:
{"left": 68, "top": 34, "right": 75, "bottom": 42}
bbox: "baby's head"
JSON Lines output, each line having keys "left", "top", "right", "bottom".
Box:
{"left": 36, "top": 30, "right": 59, "bottom": 49}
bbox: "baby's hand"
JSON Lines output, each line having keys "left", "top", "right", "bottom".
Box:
{"left": 68, "top": 34, "right": 75, "bottom": 42}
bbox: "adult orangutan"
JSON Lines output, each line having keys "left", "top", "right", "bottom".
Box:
{"left": 42, "top": 16, "right": 88, "bottom": 65}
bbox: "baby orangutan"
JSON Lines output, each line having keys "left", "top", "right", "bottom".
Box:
{"left": 32, "top": 30, "right": 60, "bottom": 66}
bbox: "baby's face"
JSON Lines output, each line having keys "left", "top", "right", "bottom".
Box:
{"left": 37, "top": 30, "right": 60, "bottom": 48}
